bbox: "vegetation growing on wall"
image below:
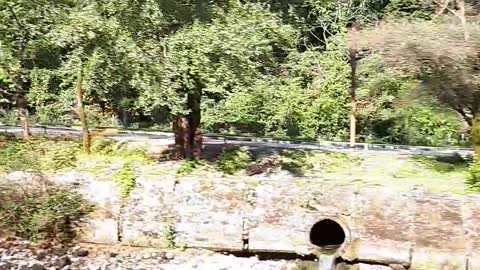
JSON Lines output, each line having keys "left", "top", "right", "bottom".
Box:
{"left": 0, "top": 182, "right": 93, "bottom": 243}
{"left": 113, "top": 162, "right": 137, "bottom": 198}
{"left": 467, "top": 160, "right": 480, "bottom": 191}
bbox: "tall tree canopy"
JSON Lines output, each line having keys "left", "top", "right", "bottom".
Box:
{"left": 0, "top": 0, "right": 474, "bottom": 156}
{"left": 0, "top": 0, "right": 75, "bottom": 138}
{"left": 356, "top": 0, "right": 480, "bottom": 152}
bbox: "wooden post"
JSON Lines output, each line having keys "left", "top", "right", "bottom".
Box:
{"left": 349, "top": 22, "right": 359, "bottom": 148}
{"left": 14, "top": 79, "right": 30, "bottom": 140}
{"left": 17, "top": 95, "right": 30, "bottom": 140}
{"left": 76, "top": 68, "right": 90, "bottom": 153}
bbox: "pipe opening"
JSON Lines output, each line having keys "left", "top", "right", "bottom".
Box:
{"left": 309, "top": 219, "right": 346, "bottom": 249}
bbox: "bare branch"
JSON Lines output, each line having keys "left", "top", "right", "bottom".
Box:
{"left": 436, "top": 0, "right": 452, "bottom": 16}
{"left": 455, "top": 107, "right": 472, "bottom": 126}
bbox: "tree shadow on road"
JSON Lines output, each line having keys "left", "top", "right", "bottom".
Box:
{"left": 156, "top": 141, "right": 318, "bottom": 177}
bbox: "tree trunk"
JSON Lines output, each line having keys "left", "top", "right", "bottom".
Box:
{"left": 457, "top": 0, "right": 470, "bottom": 41}
{"left": 17, "top": 96, "right": 30, "bottom": 140}
{"left": 349, "top": 96, "right": 357, "bottom": 147}
{"left": 14, "top": 79, "right": 30, "bottom": 140}
{"left": 188, "top": 91, "right": 202, "bottom": 159}
{"left": 76, "top": 70, "right": 90, "bottom": 153}
{"left": 472, "top": 112, "right": 480, "bottom": 156}
{"left": 173, "top": 115, "right": 188, "bottom": 159}
{"left": 349, "top": 23, "right": 358, "bottom": 147}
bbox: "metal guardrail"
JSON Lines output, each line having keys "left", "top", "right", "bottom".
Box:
{"left": 0, "top": 124, "right": 473, "bottom": 157}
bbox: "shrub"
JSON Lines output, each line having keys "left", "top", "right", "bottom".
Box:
{"left": 0, "top": 138, "right": 39, "bottom": 171}
{"left": 467, "top": 160, "right": 480, "bottom": 192}
{"left": 217, "top": 146, "right": 252, "bottom": 174}
{"left": 91, "top": 138, "right": 151, "bottom": 163}
{"left": 411, "top": 155, "right": 467, "bottom": 173}
{"left": 40, "top": 141, "right": 81, "bottom": 171}
{"left": 0, "top": 137, "right": 80, "bottom": 172}
{"left": 113, "top": 162, "right": 137, "bottom": 198}
{"left": 0, "top": 182, "right": 93, "bottom": 243}
{"left": 279, "top": 150, "right": 313, "bottom": 176}
{"left": 91, "top": 138, "right": 117, "bottom": 155}
{"left": 387, "top": 107, "right": 462, "bottom": 146}
{"left": 176, "top": 158, "right": 205, "bottom": 176}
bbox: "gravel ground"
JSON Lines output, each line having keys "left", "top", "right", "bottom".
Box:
{"left": 0, "top": 238, "right": 317, "bottom": 270}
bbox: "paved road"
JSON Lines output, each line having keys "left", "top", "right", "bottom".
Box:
{"left": 0, "top": 124, "right": 473, "bottom": 158}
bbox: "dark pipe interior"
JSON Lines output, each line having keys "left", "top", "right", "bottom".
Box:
{"left": 309, "top": 219, "right": 346, "bottom": 248}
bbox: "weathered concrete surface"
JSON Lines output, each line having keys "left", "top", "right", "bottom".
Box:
{"left": 463, "top": 196, "right": 480, "bottom": 270}
{"left": 3, "top": 171, "right": 480, "bottom": 269}
{"left": 119, "top": 176, "right": 480, "bottom": 269}
{"left": 410, "top": 194, "right": 467, "bottom": 270}
{"left": 350, "top": 190, "right": 414, "bottom": 266}
{"left": 52, "top": 172, "right": 122, "bottom": 245}
{"left": 121, "top": 175, "right": 175, "bottom": 247}
{"left": 169, "top": 177, "right": 245, "bottom": 250}
{"left": 247, "top": 179, "right": 356, "bottom": 254}
{"left": 337, "top": 264, "right": 397, "bottom": 270}
{"left": 122, "top": 176, "right": 246, "bottom": 250}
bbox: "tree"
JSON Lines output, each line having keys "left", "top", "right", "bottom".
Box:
{"left": 0, "top": 0, "right": 73, "bottom": 139}
{"left": 435, "top": 0, "right": 476, "bottom": 40}
{"left": 357, "top": 21, "right": 480, "bottom": 153}
{"left": 140, "top": 3, "right": 297, "bottom": 159}
{"left": 48, "top": 1, "right": 129, "bottom": 152}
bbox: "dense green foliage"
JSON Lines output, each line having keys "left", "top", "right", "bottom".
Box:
{"left": 0, "top": 0, "right": 474, "bottom": 146}
{"left": 217, "top": 147, "right": 253, "bottom": 174}
{"left": 0, "top": 136, "right": 151, "bottom": 199}
{"left": 0, "top": 182, "right": 92, "bottom": 242}
{"left": 0, "top": 136, "right": 80, "bottom": 172}
{"left": 467, "top": 159, "right": 480, "bottom": 191}
{"left": 176, "top": 158, "right": 206, "bottom": 176}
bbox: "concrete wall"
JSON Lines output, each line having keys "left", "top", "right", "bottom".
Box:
{"left": 3, "top": 171, "right": 480, "bottom": 270}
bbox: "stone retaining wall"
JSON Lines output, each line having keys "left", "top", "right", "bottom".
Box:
{"left": 3, "top": 171, "right": 480, "bottom": 270}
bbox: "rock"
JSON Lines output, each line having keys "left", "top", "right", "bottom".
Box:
{"left": 17, "top": 262, "right": 28, "bottom": 270}
{"left": 157, "top": 251, "right": 167, "bottom": 259}
{"left": 35, "top": 249, "right": 48, "bottom": 260}
{"left": 53, "top": 256, "right": 71, "bottom": 269}
{"left": 109, "top": 252, "right": 118, "bottom": 258}
{"left": 51, "top": 245, "right": 68, "bottom": 256}
{"left": 18, "top": 263, "right": 45, "bottom": 270}
{"left": 355, "top": 264, "right": 393, "bottom": 270}
{"left": 87, "top": 264, "right": 101, "bottom": 270}
{"left": 0, "top": 262, "right": 12, "bottom": 270}
{"left": 73, "top": 248, "right": 89, "bottom": 257}
{"left": 165, "top": 252, "right": 175, "bottom": 260}
{"left": 28, "top": 263, "right": 45, "bottom": 270}
{"left": 389, "top": 264, "right": 406, "bottom": 270}
{"left": 16, "top": 241, "right": 30, "bottom": 249}
{"left": 71, "top": 258, "right": 85, "bottom": 268}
